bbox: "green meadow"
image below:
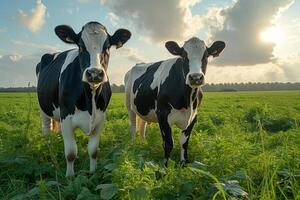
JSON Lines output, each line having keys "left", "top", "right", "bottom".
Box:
{"left": 0, "top": 91, "right": 299, "bottom": 199}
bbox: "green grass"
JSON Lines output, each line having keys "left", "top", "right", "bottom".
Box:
{"left": 0, "top": 91, "right": 299, "bottom": 199}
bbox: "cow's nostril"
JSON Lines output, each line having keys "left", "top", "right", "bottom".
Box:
{"left": 199, "top": 75, "right": 204, "bottom": 81}
{"left": 86, "top": 70, "right": 92, "bottom": 78}
{"left": 97, "top": 70, "right": 104, "bottom": 77}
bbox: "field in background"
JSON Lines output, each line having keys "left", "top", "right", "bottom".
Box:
{"left": 0, "top": 92, "right": 299, "bottom": 199}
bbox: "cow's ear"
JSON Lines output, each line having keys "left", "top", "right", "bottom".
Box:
{"left": 110, "top": 29, "right": 131, "bottom": 49}
{"left": 207, "top": 41, "right": 225, "bottom": 57}
{"left": 165, "top": 41, "right": 183, "bottom": 56}
{"left": 55, "top": 25, "right": 79, "bottom": 44}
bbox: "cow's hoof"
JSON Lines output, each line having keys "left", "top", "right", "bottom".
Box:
{"left": 180, "top": 160, "right": 190, "bottom": 167}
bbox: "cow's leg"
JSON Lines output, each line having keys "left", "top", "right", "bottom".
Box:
{"left": 128, "top": 110, "right": 137, "bottom": 136}
{"left": 61, "top": 117, "right": 77, "bottom": 176}
{"left": 88, "top": 119, "right": 104, "bottom": 173}
{"left": 125, "top": 88, "right": 137, "bottom": 136}
{"left": 39, "top": 109, "right": 51, "bottom": 134}
{"left": 180, "top": 116, "right": 197, "bottom": 162}
{"left": 157, "top": 113, "right": 173, "bottom": 165}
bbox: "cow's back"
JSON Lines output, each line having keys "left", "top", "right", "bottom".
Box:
{"left": 36, "top": 51, "right": 69, "bottom": 117}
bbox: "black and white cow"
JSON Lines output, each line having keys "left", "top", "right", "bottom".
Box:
{"left": 125, "top": 37, "right": 225, "bottom": 164}
{"left": 36, "top": 22, "right": 131, "bottom": 176}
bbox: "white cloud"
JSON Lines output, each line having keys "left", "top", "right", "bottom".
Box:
{"left": 273, "top": 18, "right": 300, "bottom": 60}
{"left": 106, "top": 12, "right": 120, "bottom": 27}
{"left": 11, "top": 39, "right": 61, "bottom": 52}
{"left": 9, "top": 53, "right": 23, "bottom": 62}
{"left": 66, "top": 8, "right": 73, "bottom": 15}
{"left": 207, "top": 0, "right": 294, "bottom": 66}
{"left": 108, "top": 47, "right": 145, "bottom": 85}
{"left": 66, "top": 6, "right": 80, "bottom": 15}
{"left": 0, "top": 27, "right": 7, "bottom": 33}
{"left": 77, "top": 0, "right": 93, "bottom": 3}
{"left": 0, "top": 46, "right": 144, "bottom": 87}
{"left": 275, "top": 56, "right": 300, "bottom": 82}
{"left": 206, "top": 63, "right": 285, "bottom": 83}
{"left": 116, "top": 47, "right": 145, "bottom": 63}
{"left": 102, "top": 0, "right": 203, "bottom": 43}
{"left": 17, "top": 0, "right": 47, "bottom": 33}
{"left": 0, "top": 53, "right": 40, "bottom": 87}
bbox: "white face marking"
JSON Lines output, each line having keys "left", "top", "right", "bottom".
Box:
{"left": 81, "top": 23, "right": 109, "bottom": 84}
{"left": 183, "top": 37, "right": 207, "bottom": 86}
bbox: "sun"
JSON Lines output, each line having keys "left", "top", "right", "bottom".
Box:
{"left": 260, "top": 26, "right": 283, "bottom": 44}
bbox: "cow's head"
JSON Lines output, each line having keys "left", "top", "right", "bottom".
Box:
{"left": 165, "top": 37, "right": 225, "bottom": 88}
{"left": 55, "top": 22, "right": 131, "bottom": 88}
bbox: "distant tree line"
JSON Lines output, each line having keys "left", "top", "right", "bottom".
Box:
{"left": 202, "top": 82, "right": 300, "bottom": 92}
{"left": 1, "top": 82, "right": 300, "bottom": 93}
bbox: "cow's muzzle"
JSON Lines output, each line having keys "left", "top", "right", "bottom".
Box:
{"left": 188, "top": 73, "right": 205, "bottom": 86}
{"left": 85, "top": 68, "right": 104, "bottom": 84}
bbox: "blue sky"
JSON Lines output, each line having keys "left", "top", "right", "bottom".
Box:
{"left": 0, "top": 0, "right": 299, "bottom": 87}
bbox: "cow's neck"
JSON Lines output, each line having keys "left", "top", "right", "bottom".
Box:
{"left": 90, "top": 86, "right": 101, "bottom": 134}
{"left": 83, "top": 84, "right": 102, "bottom": 135}
{"left": 190, "top": 87, "right": 199, "bottom": 107}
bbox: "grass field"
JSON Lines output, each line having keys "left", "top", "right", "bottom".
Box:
{"left": 0, "top": 91, "right": 299, "bottom": 199}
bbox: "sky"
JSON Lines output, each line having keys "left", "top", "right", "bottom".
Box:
{"left": 0, "top": 0, "right": 299, "bottom": 87}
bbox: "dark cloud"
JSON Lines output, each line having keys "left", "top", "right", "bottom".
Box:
{"left": 102, "top": 0, "right": 202, "bottom": 43}
{"left": 208, "top": 0, "right": 294, "bottom": 66}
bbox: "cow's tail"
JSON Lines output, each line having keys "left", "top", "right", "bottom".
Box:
{"left": 50, "top": 119, "right": 61, "bottom": 133}
{"left": 136, "top": 115, "right": 147, "bottom": 138}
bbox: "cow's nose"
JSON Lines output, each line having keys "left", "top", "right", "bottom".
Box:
{"left": 86, "top": 68, "right": 104, "bottom": 83}
{"left": 188, "top": 73, "right": 204, "bottom": 86}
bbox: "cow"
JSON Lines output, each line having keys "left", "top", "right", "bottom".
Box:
{"left": 36, "top": 21, "right": 131, "bottom": 176}
{"left": 124, "top": 37, "right": 225, "bottom": 165}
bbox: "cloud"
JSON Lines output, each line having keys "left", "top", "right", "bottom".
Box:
{"left": 9, "top": 53, "right": 23, "bottom": 62}
{"left": 11, "top": 39, "right": 61, "bottom": 52}
{"left": 0, "top": 27, "right": 7, "bottom": 33}
{"left": 275, "top": 54, "right": 300, "bottom": 82}
{"left": 77, "top": 0, "right": 93, "bottom": 3}
{"left": 207, "top": 0, "right": 294, "bottom": 66}
{"left": 106, "top": 12, "right": 120, "bottom": 27}
{"left": 0, "top": 53, "right": 40, "bottom": 87}
{"left": 0, "top": 46, "right": 144, "bottom": 87}
{"left": 108, "top": 47, "right": 145, "bottom": 85}
{"left": 116, "top": 47, "right": 144, "bottom": 63}
{"left": 102, "top": 0, "right": 203, "bottom": 43}
{"left": 66, "top": 5, "right": 80, "bottom": 15}
{"left": 205, "top": 63, "right": 286, "bottom": 83}
{"left": 17, "top": 0, "right": 47, "bottom": 33}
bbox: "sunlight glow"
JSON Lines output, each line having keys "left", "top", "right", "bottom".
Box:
{"left": 260, "top": 27, "right": 283, "bottom": 44}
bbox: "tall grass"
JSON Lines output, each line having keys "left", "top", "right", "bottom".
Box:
{"left": 0, "top": 91, "right": 299, "bottom": 199}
